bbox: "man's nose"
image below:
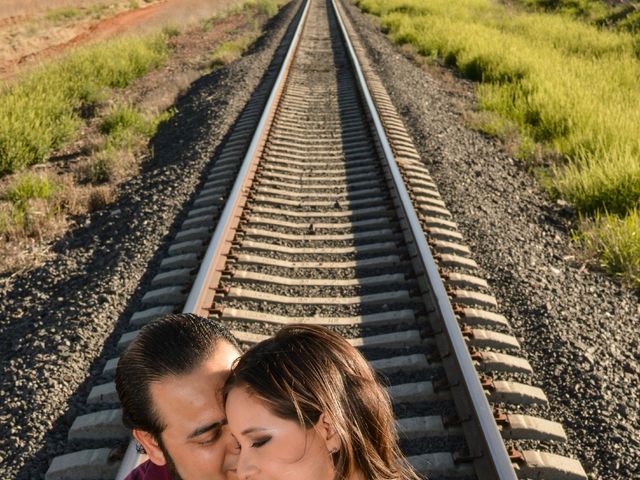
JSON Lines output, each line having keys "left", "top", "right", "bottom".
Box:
{"left": 225, "top": 434, "right": 241, "bottom": 454}
{"left": 236, "top": 451, "right": 258, "bottom": 480}
{"left": 221, "top": 430, "right": 240, "bottom": 478}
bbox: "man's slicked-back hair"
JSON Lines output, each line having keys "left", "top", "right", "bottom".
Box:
{"left": 115, "top": 313, "right": 239, "bottom": 438}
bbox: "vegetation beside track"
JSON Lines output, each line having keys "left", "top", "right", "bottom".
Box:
{"left": 0, "top": 34, "right": 169, "bottom": 175}
{"left": 0, "top": 0, "right": 285, "bottom": 274}
{"left": 357, "top": 0, "right": 640, "bottom": 288}
{"left": 511, "top": 0, "right": 640, "bottom": 32}
{"left": 210, "top": 0, "right": 281, "bottom": 67}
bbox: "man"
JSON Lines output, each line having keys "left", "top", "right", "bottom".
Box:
{"left": 115, "top": 313, "right": 241, "bottom": 480}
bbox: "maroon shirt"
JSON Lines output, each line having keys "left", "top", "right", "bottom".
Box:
{"left": 123, "top": 460, "right": 171, "bottom": 480}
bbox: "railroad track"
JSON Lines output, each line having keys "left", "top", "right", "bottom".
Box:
{"left": 46, "top": 0, "right": 588, "bottom": 479}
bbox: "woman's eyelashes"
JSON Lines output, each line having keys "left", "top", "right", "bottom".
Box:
{"left": 250, "top": 436, "right": 271, "bottom": 448}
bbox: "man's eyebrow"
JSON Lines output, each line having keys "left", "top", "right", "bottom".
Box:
{"left": 188, "top": 419, "right": 226, "bottom": 439}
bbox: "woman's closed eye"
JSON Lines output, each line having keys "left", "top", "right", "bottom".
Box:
{"left": 251, "top": 436, "right": 271, "bottom": 448}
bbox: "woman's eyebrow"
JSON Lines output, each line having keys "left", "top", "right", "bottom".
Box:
{"left": 241, "top": 427, "right": 269, "bottom": 435}
{"left": 188, "top": 419, "right": 226, "bottom": 439}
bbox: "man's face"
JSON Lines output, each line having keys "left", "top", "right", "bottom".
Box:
{"left": 150, "top": 341, "right": 241, "bottom": 480}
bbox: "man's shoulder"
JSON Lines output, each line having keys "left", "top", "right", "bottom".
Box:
{"left": 123, "top": 460, "right": 171, "bottom": 480}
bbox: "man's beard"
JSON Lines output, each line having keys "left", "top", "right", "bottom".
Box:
{"left": 157, "top": 436, "right": 184, "bottom": 480}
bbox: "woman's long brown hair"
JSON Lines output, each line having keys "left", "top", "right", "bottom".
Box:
{"left": 224, "top": 324, "right": 420, "bottom": 480}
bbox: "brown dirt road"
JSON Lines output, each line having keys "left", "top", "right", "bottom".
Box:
{"left": 0, "top": 0, "right": 238, "bottom": 80}
{"left": 29, "top": 2, "right": 169, "bottom": 54}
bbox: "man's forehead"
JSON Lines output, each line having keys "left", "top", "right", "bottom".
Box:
{"left": 211, "top": 340, "right": 242, "bottom": 368}
{"left": 150, "top": 344, "right": 240, "bottom": 428}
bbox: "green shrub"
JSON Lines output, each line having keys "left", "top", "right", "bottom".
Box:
{"left": 101, "top": 104, "right": 149, "bottom": 144}
{"left": 578, "top": 210, "right": 640, "bottom": 288}
{"left": 100, "top": 104, "right": 175, "bottom": 148}
{"left": 3, "top": 172, "right": 58, "bottom": 206}
{"left": 0, "top": 173, "right": 63, "bottom": 237}
{"left": 87, "top": 148, "right": 123, "bottom": 183}
{"left": 150, "top": 108, "right": 176, "bottom": 135}
{"left": 249, "top": 0, "right": 280, "bottom": 17}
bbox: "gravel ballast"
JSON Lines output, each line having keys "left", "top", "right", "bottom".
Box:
{"left": 340, "top": 1, "right": 639, "bottom": 478}
{"left": 0, "top": 3, "right": 300, "bottom": 478}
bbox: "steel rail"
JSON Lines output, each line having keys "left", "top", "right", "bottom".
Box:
{"left": 330, "top": 0, "right": 518, "bottom": 478}
{"left": 113, "top": 1, "right": 312, "bottom": 477}
{"left": 183, "top": 0, "right": 311, "bottom": 317}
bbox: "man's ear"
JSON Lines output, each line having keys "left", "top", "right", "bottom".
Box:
{"left": 133, "top": 429, "right": 167, "bottom": 466}
{"left": 316, "top": 413, "right": 341, "bottom": 453}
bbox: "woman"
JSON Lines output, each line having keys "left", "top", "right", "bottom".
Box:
{"left": 224, "top": 324, "right": 420, "bottom": 480}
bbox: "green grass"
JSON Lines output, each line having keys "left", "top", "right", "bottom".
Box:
{"left": 88, "top": 104, "right": 175, "bottom": 183}
{"left": 45, "top": 7, "right": 83, "bottom": 24}
{"left": 210, "top": 33, "right": 259, "bottom": 68}
{"left": 519, "top": 0, "right": 608, "bottom": 20}
{"left": 617, "top": 9, "right": 640, "bottom": 33}
{"left": 0, "top": 172, "right": 61, "bottom": 236}
{"left": 357, "top": 0, "right": 640, "bottom": 287}
{"left": 207, "top": 0, "right": 282, "bottom": 66}
{"left": 101, "top": 104, "right": 149, "bottom": 140}
{"left": 578, "top": 209, "right": 640, "bottom": 286}
{"left": 208, "top": 0, "right": 282, "bottom": 26}
{"left": 515, "top": 0, "right": 640, "bottom": 32}
{"left": 3, "top": 172, "right": 58, "bottom": 206}
{"left": 0, "top": 33, "right": 170, "bottom": 176}
{"left": 101, "top": 103, "right": 174, "bottom": 147}
{"left": 244, "top": 0, "right": 281, "bottom": 17}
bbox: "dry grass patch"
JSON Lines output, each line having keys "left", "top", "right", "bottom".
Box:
{"left": 87, "top": 184, "right": 117, "bottom": 211}
{"left": 0, "top": 0, "right": 158, "bottom": 19}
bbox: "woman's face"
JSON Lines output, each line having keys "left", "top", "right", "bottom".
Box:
{"left": 225, "top": 387, "right": 336, "bottom": 480}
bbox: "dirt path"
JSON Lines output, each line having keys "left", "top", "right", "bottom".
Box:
{"left": 0, "top": 0, "right": 187, "bottom": 80}
{"left": 30, "top": 2, "right": 170, "bottom": 54}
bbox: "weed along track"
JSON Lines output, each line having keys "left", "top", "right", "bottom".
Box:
{"left": 46, "top": 1, "right": 587, "bottom": 479}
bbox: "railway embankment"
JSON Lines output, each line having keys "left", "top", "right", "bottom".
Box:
{"left": 343, "top": 0, "right": 640, "bottom": 477}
